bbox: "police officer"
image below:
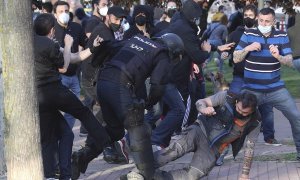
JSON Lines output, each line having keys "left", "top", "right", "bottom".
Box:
{"left": 71, "top": 33, "right": 184, "bottom": 179}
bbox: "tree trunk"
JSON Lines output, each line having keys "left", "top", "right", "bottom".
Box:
{"left": 0, "top": 1, "right": 43, "bottom": 179}
{"left": 0, "top": 48, "right": 6, "bottom": 176}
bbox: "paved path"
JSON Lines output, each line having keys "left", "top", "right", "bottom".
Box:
{"left": 72, "top": 101, "right": 300, "bottom": 180}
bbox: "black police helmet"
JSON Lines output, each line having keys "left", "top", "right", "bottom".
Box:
{"left": 157, "top": 33, "right": 184, "bottom": 63}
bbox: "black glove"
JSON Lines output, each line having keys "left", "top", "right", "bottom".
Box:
{"left": 147, "top": 84, "right": 165, "bottom": 108}
{"left": 89, "top": 43, "right": 100, "bottom": 54}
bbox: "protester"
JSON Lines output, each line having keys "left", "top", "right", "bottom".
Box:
{"left": 145, "top": 91, "right": 260, "bottom": 180}
{"left": 234, "top": 7, "right": 300, "bottom": 160}
{"left": 33, "top": 13, "right": 110, "bottom": 179}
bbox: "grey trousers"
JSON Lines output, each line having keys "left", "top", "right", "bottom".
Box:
{"left": 153, "top": 124, "right": 219, "bottom": 180}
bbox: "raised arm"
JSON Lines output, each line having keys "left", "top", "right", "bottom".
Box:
{"left": 70, "top": 35, "right": 103, "bottom": 63}
{"left": 269, "top": 44, "right": 294, "bottom": 67}
{"left": 195, "top": 91, "right": 227, "bottom": 116}
{"left": 233, "top": 42, "right": 261, "bottom": 63}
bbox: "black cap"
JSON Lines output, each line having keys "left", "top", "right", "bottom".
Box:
{"left": 107, "top": 6, "right": 127, "bottom": 18}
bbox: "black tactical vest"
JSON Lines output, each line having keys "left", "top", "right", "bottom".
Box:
{"left": 106, "top": 35, "right": 167, "bottom": 88}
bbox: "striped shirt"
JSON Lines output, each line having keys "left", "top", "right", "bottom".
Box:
{"left": 235, "top": 28, "right": 292, "bottom": 92}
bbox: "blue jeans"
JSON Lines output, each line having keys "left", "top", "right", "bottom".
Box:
{"left": 243, "top": 88, "right": 300, "bottom": 153}
{"left": 61, "top": 74, "right": 81, "bottom": 128}
{"left": 144, "top": 102, "right": 163, "bottom": 128}
{"left": 229, "top": 76, "right": 274, "bottom": 141}
{"left": 151, "top": 84, "right": 185, "bottom": 147}
{"left": 229, "top": 76, "right": 244, "bottom": 94}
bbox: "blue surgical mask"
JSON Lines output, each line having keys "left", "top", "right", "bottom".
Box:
{"left": 258, "top": 25, "right": 272, "bottom": 34}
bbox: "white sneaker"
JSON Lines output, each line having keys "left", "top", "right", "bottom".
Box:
{"left": 264, "top": 139, "right": 282, "bottom": 146}
{"left": 126, "top": 171, "right": 144, "bottom": 180}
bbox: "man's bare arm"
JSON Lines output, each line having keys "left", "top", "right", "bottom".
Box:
{"left": 240, "top": 122, "right": 260, "bottom": 179}
{"left": 233, "top": 49, "right": 249, "bottom": 63}
{"left": 240, "top": 140, "right": 255, "bottom": 179}
{"left": 276, "top": 54, "right": 294, "bottom": 67}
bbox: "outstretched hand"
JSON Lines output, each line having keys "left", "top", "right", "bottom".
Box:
{"left": 218, "top": 42, "right": 235, "bottom": 51}
{"left": 93, "top": 35, "right": 103, "bottom": 47}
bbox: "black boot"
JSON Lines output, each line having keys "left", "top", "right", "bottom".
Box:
{"left": 71, "top": 146, "right": 99, "bottom": 179}
{"left": 103, "top": 145, "right": 118, "bottom": 163}
{"left": 103, "top": 145, "right": 129, "bottom": 164}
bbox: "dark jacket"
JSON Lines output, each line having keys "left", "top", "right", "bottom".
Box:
{"left": 81, "top": 21, "right": 115, "bottom": 82}
{"left": 124, "top": 5, "right": 156, "bottom": 40}
{"left": 199, "top": 92, "right": 261, "bottom": 158}
{"left": 85, "top": 15, "right": 102, "bottom": 34}
{"left": 54, "top": 21, "right": 86, "bottom": 76}
{"left": 287, "top": 13, "right": 300, "bottom": 59}
{"left": 99, "top": 35, "right": 171, "bottom": 105}
{"left": 227, "top": 26, "right": 246, "bottom": 77}
{"left": 157, "top": 12, "right": 209, "bottom": 100}
{"left": 123, "top": 25, "right": 153, "bottom": 40}
{"left": 228, "top": 11, "right": 244, "bottom": 34}
{"left": 34, "top": 35, "right": 64, "bottom": 87}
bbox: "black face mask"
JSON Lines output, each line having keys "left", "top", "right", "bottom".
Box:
{"left": 243, "top": 17, "right": 256, "bottom": 28}
{"left": 167, "top": 9, "right": 177, "bottom": 18}
{"left": 110, "top": 23, "right": 121, "bottom": 32}
{"left": 135, "top": 15, "right": 147, "bottom": 26}
{"left": 234, "top": 108, "right": 251, "bottom": 120}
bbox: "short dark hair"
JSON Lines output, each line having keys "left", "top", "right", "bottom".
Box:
{"left": 259, "top": 7, "right": 275, "bottom": 17}
{"left": 244, "top": 4, "right": 258, "bottom": 17}
{"left": 34, "top": 13, "right": 55, "bottom": 36}
{"left": 53, "top": 0, "right": 69, "bottom": 14}
{"left": 235, "top": 2, "right": 244, "bottom": 11}
{"left": 237, "top": 92, "right": 258, "bottom": 112}
{"left": 92, "top": 0, "right": 100, "bottom": 11}
{"left": 42, "top": 2, "right": 53, "bottom": 13}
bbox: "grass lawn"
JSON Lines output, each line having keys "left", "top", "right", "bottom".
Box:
{"left": 205, "top": 60, "right": 300, "bottom": 98}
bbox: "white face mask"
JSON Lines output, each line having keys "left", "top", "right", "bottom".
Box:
{"left": 122, "top": 20, "right": 130, "bottom": 32}
{"left": 99, "top": 6, "right": 108, "bottom": 16}
{"left": 58, "top": 12, "right": 70, "bottom": 25}
{"left": 258, "top": 25, "right": 272, "bottom": 34}
{"left": 294, "top": 6, "right": 300, "bottom": 13}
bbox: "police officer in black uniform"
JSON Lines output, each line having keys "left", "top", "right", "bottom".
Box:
{"left": 71, "top": 33, "right": 184, "bottom": 179}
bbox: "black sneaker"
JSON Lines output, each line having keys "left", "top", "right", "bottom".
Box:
{"left": 264, "top": 138, "right": 282, "bottom": 146}
{"left": 103, "top": 146, "right": 118, "bottom": 163}
{"left": 71, "top": 150, "right": 88, "bottom": 179}
{"left": 215, "top": 147, "right": 229, "bottom": 166}
{"left": 114, "top": 139, "right": 129, "bottom": 164}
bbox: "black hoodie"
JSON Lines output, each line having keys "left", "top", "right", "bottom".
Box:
{"left": 227, "top": 26, "right": 246, "bottom": 77}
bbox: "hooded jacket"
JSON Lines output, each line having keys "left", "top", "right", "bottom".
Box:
{"left": 227, "top": 26, "right": 246, "bottom": 77}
